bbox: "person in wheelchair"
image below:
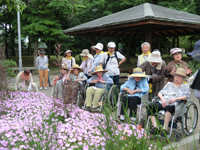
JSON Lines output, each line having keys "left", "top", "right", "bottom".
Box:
{"left": 147, "top": 68, "right": 190, "bottom": 136}
{"left": 53, "top": 65, "right": 69, "bottom": 98}
{"left": 85, "top": 65, "right": 113, "bottom": 110}
{"left": 117, "top": 68, "right": 149, "bottom": 124}
{"left": 63, "top": 64, "right": 87, "bottom": 104}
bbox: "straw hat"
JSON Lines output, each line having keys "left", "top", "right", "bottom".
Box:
{"left": 21, "top": 71, "right": 31, "bottom": 80}
{"left": 65, "top": 49, "right": 72, "bottom": 54}
{"left": 70, "top": 64, "right": 83, "bottom": 72}
{"left": 61, "top": 65, "right": 68, "bottom": 70}
{"left": 171, "top": 68, "right": 187, "bottom": 78}
{"left": 147, "top": 50, "right": 162, "bottom": 63}
{"left": 79, "top": 49, "right": 93, "bottom": 58}
{"left": 91, "top": 43, "right": 103, "bottom": 51}
{"left": 128, "top": 68, "right": 148, "bottom": 78}
{"left": 91, "top": 66, "right": 108, "bottom": 75}
{"left": 170, "top": 48, "right": 183, "bottom": 55}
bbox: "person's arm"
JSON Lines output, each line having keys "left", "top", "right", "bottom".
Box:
{"left": 88, "top": 58, "right": 93, "bottom": 73}
{"left": 137, "top": 58, "right": 140, "bottom": 67}
{"left": 73, "top": 57, "right": 76, "bottom": 65}
{"left": 151, "top": 61, "right": 166, "bottom": 82}
{"left": 36, "top": 57, "right": 39, "bottom": 70}
{"left": 117, "top": 52, "right": 126, "bottom": 67}
{"left": 99, "top": 54, "right": 105, "bottom": 67}
{"left": 187, "top": 69, "right": 198, "bottom": 85}
{"left": 158, "top": 93, "right": 167, "bottom": 108}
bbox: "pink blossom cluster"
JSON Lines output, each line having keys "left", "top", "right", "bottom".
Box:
{"left": 0, "top": 91, "right": 147, "bottom": 149}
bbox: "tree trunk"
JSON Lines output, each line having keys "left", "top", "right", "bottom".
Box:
{"left": 48, "top": 40, "right": 51, "bottom": 59}
{"left": 126, "top": 37, "right": 131, "bottom": 63}
{"left": 33, "top": 39, "right": 38, "bottom": 67}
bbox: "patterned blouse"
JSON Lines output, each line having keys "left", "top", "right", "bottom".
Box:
{"left": 158, "top": 82, "right": 190, "bottom": 106}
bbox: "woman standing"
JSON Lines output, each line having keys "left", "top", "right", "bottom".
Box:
{"left": 79, "top": 49, "right": 93, "bottom": 78}
{"left": 62, "top": 49, "right": 76, "bottom": 69}
{"left": 165, "top": 48, "right": 191, "bottom": 82}
{"left": 36, "top": 50, "right": 48, "bottom": 89}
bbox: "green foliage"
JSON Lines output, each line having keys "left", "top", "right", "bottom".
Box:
{"left": 1, "top": 59, "right": 17, "bottom": 77}
{"left": 188, "top": 60, "right": 200, "bottom": 73}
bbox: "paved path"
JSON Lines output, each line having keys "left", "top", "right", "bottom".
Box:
{"left": 8, "top": 74, "right": 200, "bottom": 149}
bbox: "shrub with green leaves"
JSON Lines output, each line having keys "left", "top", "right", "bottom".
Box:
{"left": 1, "top": 59, "right": 17, "bottom": 77}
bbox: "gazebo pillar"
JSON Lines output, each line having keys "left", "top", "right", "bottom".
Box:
{"left": 144, "top": 25, "right": 152, "bottom": 47}
{"left": 91, "top": 33, "right": 96, "bottom": 55}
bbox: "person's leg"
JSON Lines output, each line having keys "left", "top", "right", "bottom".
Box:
{"left": 31, "top": 82, "right": 38, "bottom": 92}
{"left": 38, "top": 70, "right": 44, "bottom": 88}
{"left": 44, "top": 69, "right": 48, "bottom": 88}
{"left": 163, "top": 105, "right": 175, "bottom": 130}
{"left": 129, "top": 96, "right": 141, "bottom": 118}
{"left": 48, "top": 72, "right": 52, "bottom": 87}
{"left": 86, "top": 87, "right": 95, "bottom": 107}
{"left": 92, "top": 88, "right": 105, "bottom": 107}
{"left": 84, "top": 74, "right": 88, "bottom": 78}
{"left": 120, "top": 96, "right": 128, "bottom": 116}
{"left": 147, "top": 102, "right": 163, "bottom": 128}
{"left": 113, "top": 75, "right": 119, "bottom": 87}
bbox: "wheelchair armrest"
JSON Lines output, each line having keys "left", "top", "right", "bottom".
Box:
{"left": 152, "top": 96, "right": 160, "bottom": 103}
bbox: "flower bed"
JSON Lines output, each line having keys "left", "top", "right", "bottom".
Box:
{"left": 0, "top": 92, "right": 152, "bottom": 150}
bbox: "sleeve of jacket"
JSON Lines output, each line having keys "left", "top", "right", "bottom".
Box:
{"left": 140, "top": 78, "right": 149, "bottom": 95}
{"left": 36, "top": 57, "right": 39, "bottom": 70}
{"left": 15, "top": 72, "right": 21, "bottom": 90}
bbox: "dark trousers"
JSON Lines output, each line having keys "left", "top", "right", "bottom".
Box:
{"left": 110, "top": 75, "right": 119, "bottom": 87}
{"left": 120, "top": 96, "right": 141, "bottom": 117}
{"left": 48, "top": 73, "right": 50, "bottom": 84}
{"left": 147, "top": 102, "right": 175, "bottom": 117}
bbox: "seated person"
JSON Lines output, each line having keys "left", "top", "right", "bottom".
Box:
{"left": 147, "top": 68, "right": 190, "bottom": 136}
{"left": 63, "top": 64, "right": 87, "bottom": 104}
{"left": 117, "top": 68, "right": 149, "bottom": 123}
{"left": 85, "top": 66, "right": 113, "bottom": 110}
{"left": 15, "top": 70, "right": 38, "bottom": 92}
{"left": 53, "top": 65, "right": 69, "bottom": 98}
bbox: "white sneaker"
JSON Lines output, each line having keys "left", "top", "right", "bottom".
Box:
{"left": 44, "top": 87, "right": 47, "bottom": 90}
{"left": 40, "top": 87, "right": 43, "bottom": 90}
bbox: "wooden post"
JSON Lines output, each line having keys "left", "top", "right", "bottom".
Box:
{"left": 127, "top": 37, "right": 131, "bottom": 63}
{"left": 177, "top": 36, "right": 179, "bottom": 47}
{"left": 157, "top": 38, "right": 161, "bottom": 53}
{"left": 172, "top": 36, "right": 176, "bottom": 48}
{"left": 144, "top": 25, "right": 152, "bottom": 47}
{"left": 91, "top": 33, "right": 96, "bottom": 55}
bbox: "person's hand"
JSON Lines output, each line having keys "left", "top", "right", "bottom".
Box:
{"left": 127, "top": 89, "right": 135, "bottom": 95}
{"left": 161, "top": 100, "right": 167, "bottom": 108}
{"left": 54, "top": 76, "right": 59, "bottom": 81}
{"left": 185, "top": 67, "right": 192, "bottom": 75}
{"left": 93, "top": 80, "right": 98, "bottom": 83}
{"left": 168, "top": 98, "right": 176, "bottom": 104}
{"left": 70, "top": 68, "right": 73, "bottom": 72}
{"left": 98, "top": 80, "right": 105, "bottom": 83}
{"left": 74, "top": 79, "right": 80, "bottom": 82}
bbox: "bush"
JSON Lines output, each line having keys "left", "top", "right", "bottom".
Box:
{"left": 0, "top": 59, "right": 17, "bottom": 78}
{"left": 188, "top": 60, "right": 200, "bottom": 73}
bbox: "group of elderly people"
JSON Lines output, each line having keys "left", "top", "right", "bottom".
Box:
{"left": 15, "top": 41, "right": 196, "bottom": 137}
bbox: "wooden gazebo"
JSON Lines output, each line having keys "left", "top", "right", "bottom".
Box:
{"left": 63, "top": 3, "right": 200, "bottom": 55}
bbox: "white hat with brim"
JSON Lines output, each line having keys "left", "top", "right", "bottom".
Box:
{"left": 170, "top": 48, "right": 183, "bottom": 55}
{"left": 171, "top": 68, "right": 187, "bottom": 78}
{"left": 147, "top": 51, "right": 162, "bottom": 63}
{"left": 128, "top": 68, "right": 148, "bottom": 78}
{"left": 65, "top": 50, "right": 72, "bottom": 54}
{"left": 79, "top": 49, "right": 93, "bottom": 58}
{"left": 70, "top": 64, "right": 83, "bottom": 72}
{"left": 91, "top": 66, "right": 107, "bottom": 75}
{"left": 91, "top": 43, "right": 103, "bottom": 51}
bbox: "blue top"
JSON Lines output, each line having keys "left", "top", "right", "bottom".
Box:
{"left": 92, "top": 53, "right": 103, "bottom": 72}
{"left": 87, "top": 73, "right": 114, "bottom": 89}
{"left": 120, "top": 77, "right": 149, "bottom": 98}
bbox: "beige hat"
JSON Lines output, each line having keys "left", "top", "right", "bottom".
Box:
{"left": 61, "top": 65, "right": 68, "bottom": 70}
{"left": 79, "top": 49, "right": 93, "bottom": 58}
{"left": 91, "top": 66, "right": 107, "bottom": 75}
{"left": 21, "top": 71, "right": 31, "bottom": 80}
{"left": 128, "top": 68, "right": 148, "bottom": 78}
{"left": 171, "top": 68, "right": 187, "bottom": 78}
{"left": 148, "top": 50, "right": 162, "bottom": 63}
{"left": 91, "top": 43, "right": 103, "bottom": 51}
{"left": 70, "top": 64, "right": 83, "bottom": 72}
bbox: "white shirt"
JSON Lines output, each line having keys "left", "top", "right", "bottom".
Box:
{"left": 62, "top": 57, "right": 76, "bottom": 69}
{"left": 79, "top": 58, "right": 93, "bottom": 75}
{"left": 100, "top": 51, "right": 125, "bottom": 76}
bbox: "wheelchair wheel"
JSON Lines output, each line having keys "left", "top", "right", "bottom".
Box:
{"left": 181, "top": 101, "right": 198, "bottom": 136}
{"left": 108, "top": 85, "right": 119, "bottom": 110}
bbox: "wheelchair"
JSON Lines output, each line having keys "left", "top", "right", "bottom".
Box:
{"left": 81, "top": 83, "right": 119, "bottom": 112}
{"left": 116, "top": 92, "right": 148, "bottom": 125}
{"left": 146, "top": 96, "right": 198, "bottom": 141}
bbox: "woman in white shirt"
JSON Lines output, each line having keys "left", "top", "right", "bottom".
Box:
{"left": 79, "top": 49, "right": 93, "bottom": 78}
{"left": 62, "top": 49, "right": 76, "bottom": 69}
